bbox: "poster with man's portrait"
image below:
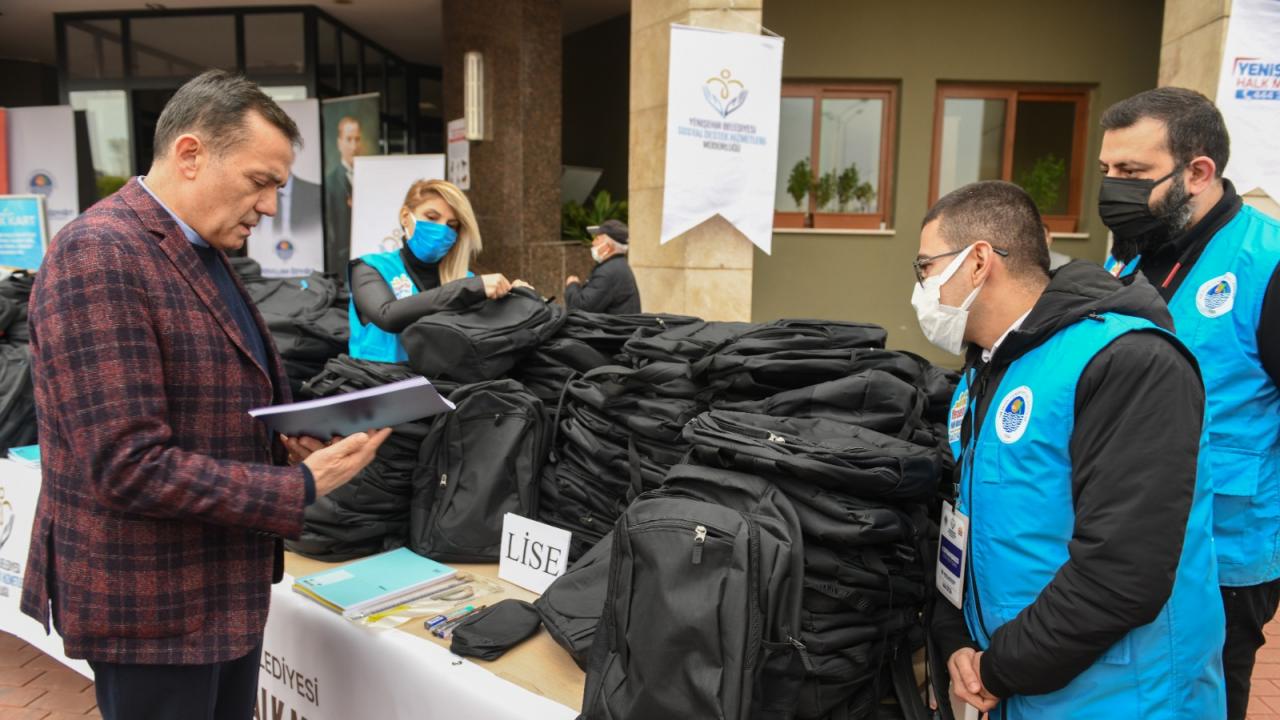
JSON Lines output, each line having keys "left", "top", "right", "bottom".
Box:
{"left": 248, "top": 99, "right": 324, "bottom": 277}
{"left": 321, "top": 93, "right": 381, "bottom": 273}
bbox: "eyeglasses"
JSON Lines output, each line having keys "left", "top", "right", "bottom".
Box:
{"left": 912, "top": 246, "right": 1009, "bottom": 286}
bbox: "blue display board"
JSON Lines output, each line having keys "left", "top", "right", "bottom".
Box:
{"left": 0, "top": 195, "right": 48, "bottom": 270}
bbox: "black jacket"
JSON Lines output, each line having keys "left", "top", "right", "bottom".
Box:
{"left": 350, "top": 248, "right": 487, "bottom": 332}
{"left": 931, "top": 261, "right": 1206, "bottom": 699}
{"left": 566, "top": 255, "right": 641, "bottom": 314}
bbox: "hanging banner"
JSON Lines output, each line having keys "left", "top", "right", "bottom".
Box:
{"left": 349, "top": 154, "right": 447, "bottom": 262}
{"left": 6, "top": 106, "right": 79, "bottom": 240}
{"left": 249, "top": 99, "right": 324, "bottom": 278}
{"left": 0, "top": 196, "right": 48, "bottom": 270}
{"left": 660, "top": 24, "right": 783, "bottom": 254}
{"left": 321, "top": 93, "right": 382, "bottom": 273}
{"left": 1215, "top": 0, "right": 1280, "bottom": 200}
{"left": 447, "top": 118, "right": 471, "bottom": 191}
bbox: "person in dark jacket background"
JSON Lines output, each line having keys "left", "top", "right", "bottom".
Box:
{"left": 914, "top": 181, "right": 1224, "bottom": 718}
{"left": 565, "top": 219, "right": 640, "bottom": 314}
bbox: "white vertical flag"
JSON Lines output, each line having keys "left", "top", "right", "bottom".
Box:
{"left": 1215, "top": 0, "right": 1280, "bottom": 200}
{"left": 661, "top": 24, "right": 783, "bottom": 254}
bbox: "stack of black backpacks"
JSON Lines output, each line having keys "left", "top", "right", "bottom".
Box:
{"left": 231, "top": 258, "right": 350, "bottom": 396}
{"left": 233, "top": 275, "right": 959, "bottom": 718}
{"left": 285, "top": 355, "right": 436, "bottom": 561}
{"left": 0, "top": 271, "right": 36, "bottom": 453}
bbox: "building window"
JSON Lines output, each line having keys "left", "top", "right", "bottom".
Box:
{"left": 775, "top": 82, "right": 896, "bottom": 230}
{"left": 931, "top": 84, "right": 1090, "bottom": 232}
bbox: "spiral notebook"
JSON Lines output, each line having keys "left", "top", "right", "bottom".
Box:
{"left": 293, "top": 547, "right": 457, "bottom": 620}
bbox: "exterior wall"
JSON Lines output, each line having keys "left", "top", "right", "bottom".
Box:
{"left": 441, "top": 0, "right": 566, "bottom": 295}
{"left": 752, "top": 0, "right": 1164, "bottom": 366}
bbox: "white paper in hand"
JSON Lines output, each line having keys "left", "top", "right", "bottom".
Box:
{"left": 248, "top": 376, "right": 453, "bottom": 438}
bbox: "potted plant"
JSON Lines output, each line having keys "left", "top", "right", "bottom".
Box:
{"left": 562, "top": 190, "right": 628, "bottom": 244}
{"left": 775, "top": 158, "right": 812, "bottom": 229}
{"left": 1017, "top": 153, "right": 1074, "bottom": 232}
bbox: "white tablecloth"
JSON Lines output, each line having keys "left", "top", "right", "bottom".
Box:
{"left": 0, "top": 459, "right": 575, "bottom": 719}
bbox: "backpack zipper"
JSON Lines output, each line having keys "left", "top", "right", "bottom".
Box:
{"left": 692, "top": 525, "right": 707, "bottom": 564}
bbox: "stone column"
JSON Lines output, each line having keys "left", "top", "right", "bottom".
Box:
{"left": 1160, "top": 0, "right": 1279, "bottom": 216}
{"left": 628, "top": 0, "right": 763, "bottom": 320}
{"left": 441, "top": 0, "right": 577, "bottom": 294}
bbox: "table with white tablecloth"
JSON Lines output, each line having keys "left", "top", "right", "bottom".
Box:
{"left": 0, "top": 459, "right": 582, "bottom": 719}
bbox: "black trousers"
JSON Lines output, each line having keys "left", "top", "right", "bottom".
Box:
{"left": 1222, "top": 579, "right": 1280, "bottom": 720}
{"left": 88, "top": 642, "right": 262, "bottom": 720}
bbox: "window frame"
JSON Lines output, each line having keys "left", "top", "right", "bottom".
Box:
{"left": 929, "top": 83, "right": 1090, "bottom": 232}
{"left": 776, "top": 81, "right": 898, "bottom": 230}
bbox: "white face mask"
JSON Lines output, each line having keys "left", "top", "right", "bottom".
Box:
{"left": 590, "top": 244, "right": 605, "bottom": 264}
{"left": 910, "top": 245, "right": 983, "bottom": 355}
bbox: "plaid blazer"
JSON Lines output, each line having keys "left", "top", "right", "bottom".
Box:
{"left": 21, "top": 178, "right": 308, "bottom": 665}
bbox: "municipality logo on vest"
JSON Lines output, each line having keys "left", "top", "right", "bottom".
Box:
{"left": 1196, "top": 272, "right": 1237, "bottom": 318}
{"left": 996, "top": 386, "right": 1033, "bottom": 444}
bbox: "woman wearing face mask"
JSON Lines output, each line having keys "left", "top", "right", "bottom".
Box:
{"left": 348, "top": 179, "right": 526, "bottom": 362}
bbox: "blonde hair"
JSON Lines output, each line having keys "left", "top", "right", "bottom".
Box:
{"left": 400, "top": 179, "right": 481, "bottom": 283}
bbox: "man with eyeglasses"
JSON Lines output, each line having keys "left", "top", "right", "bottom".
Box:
{"left": 1098, "top": 87, "right": 1280, "bottom": 720}
{"left": 919, "top": 180, "right": 1225, "bottom": 718}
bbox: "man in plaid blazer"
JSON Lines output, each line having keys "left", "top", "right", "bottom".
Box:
{"left": 21, "top": 71, "right": 390, "bottom": 720}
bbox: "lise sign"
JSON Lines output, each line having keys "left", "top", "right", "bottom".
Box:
{"left": 498, "top": 513, "right": 571, "bottom": 594}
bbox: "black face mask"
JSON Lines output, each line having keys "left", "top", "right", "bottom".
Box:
{"left": 1098, "top": 168, "right": 1192, "bottom": 262}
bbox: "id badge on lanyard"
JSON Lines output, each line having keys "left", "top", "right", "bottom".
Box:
{"left": 938, "top": 500, "right": 970, "bottom": 610}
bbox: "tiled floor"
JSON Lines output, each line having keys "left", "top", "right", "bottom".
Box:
{"left": 4, "top": 620, "right": 1280, "bottom": 718}
{"left": 0, "top": 633, "right": 97, "bottom": 720}
{"left": 1247, "top": 621, "right": 1280, "bottom": 719}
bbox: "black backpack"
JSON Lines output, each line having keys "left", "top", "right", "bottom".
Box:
{"left": 580, "top": 464, "right": 807, "bottom": 720}
{"left": 410, "top": 379, "right": 546, "bottom": 562}
{"left": 0, "top": 344, "right": 36, "bottom": 453}
{"left": 533, "top": 531, "right": 615, "bottom": 669}
{"left": 401, "top": 287, "right": 566, "bottom": 384}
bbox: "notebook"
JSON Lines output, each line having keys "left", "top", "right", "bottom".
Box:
{"left": 7, "top": 444, "right": 40, "bottom": 468}
{"left": 249, "top": 376, "right": 453, "bottom": 438}
{"left": 293, "top": 547, "right": 457, "bottom": 620}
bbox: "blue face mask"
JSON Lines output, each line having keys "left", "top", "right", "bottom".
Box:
{"left": 405, "top": 218, "right": 458, "bottom": 264}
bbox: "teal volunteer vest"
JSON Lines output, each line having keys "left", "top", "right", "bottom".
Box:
{"left": 1107, "top": 205, "right": 1280, "bottom": 586}
{"left": 949, "top": 312, "right": 1225, "bottom": 719}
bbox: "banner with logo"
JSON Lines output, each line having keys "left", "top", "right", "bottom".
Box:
{"left": 0, "top": 196, "right": 48, "bottom": 270}
{"left": 349, "top": 154, "right": 446, "bottom": 261}
{"left": 1216, "top": 0, "right": 1280, "bottom": 200}
{"left": 660, "top": 25, "right": 783, "bottom": 254}
{"left": 321, "top": 93, "right": 382, "bottom": 273}
{"left": 258, "top": 581, "right": 575, "bottom": 720}
{"left": 6, "top": 106, "right": 79, "bottom": 240}
{"left": 0, "top": 461, "right": 91, "bottom": 677}
{"left": 248, "top": 99, "right": 324, "bottom": 278}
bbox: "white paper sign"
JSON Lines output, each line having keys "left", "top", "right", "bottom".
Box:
{"left": 6, "top": 106, "right": 80, "bottom": 240}
{"left": 1215, "top": 0, "right": 1280, "bottom": 200}
{"left": 349, "top": 154, "right": 446, "bottom": 262}
{"left": 499, "top": 513, "right": 571, "bottom": 594}
{"left": 249, "top": 99, "right": 325, "bottom": 278}
{"left": 447, "top": 118, "right": 471, "bottom": 191}
{"left": 661, "top": 24, "right": 783, "bottom": 254}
